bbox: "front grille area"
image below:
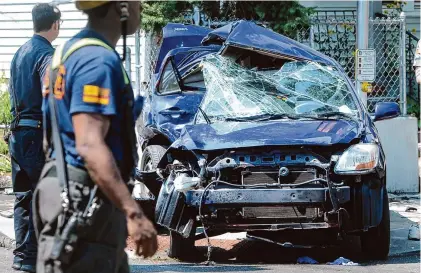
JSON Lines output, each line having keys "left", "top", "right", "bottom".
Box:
{"left": 243, "top": 206, "right": 318, "bottom": 220}
{"left": 242, "top": 170, "right": 278, "bottom": 185}
{"left": 241, "top": 167, "right": 319, "bottom": 219}
{"left": 241, "top": 167, "right": 317, "bottom": 185}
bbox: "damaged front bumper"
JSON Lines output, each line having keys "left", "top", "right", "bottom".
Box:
{"left": 185, "top": 187, "right": 351, "bottom": 208}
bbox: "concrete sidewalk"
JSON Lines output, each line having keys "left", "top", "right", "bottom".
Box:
{"left": 0, "top": 193, "right": 14, "bottom": 249}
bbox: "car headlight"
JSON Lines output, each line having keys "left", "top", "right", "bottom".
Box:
{"left": 334, "top": 144, "right": 379, "bottom": 174}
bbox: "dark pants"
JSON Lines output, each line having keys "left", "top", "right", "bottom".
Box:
{"left": 33, "top": 161, "right": 129, "bottom": 273}
{"left": 9, "top": 128, "right": 45, "bottom": 267}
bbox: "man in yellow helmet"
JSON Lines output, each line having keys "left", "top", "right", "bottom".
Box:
{"left": 33, "top": 1, "right": 158, "bottom": 272}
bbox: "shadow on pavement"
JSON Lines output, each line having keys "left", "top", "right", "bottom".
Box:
{"left": 130, "top": 263, "right": 266, "bottom": 272}
{"left": 151, "top": 211, "right": 420, "bottom": 266}
{"left": 365, "top": 253, "right": 421, "bottom": 266}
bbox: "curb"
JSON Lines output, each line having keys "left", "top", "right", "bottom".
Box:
{"left": 389, "top": 249, "right": 420, "bottom": 258}
{"left": 0, "top": 231, "right": 15, "bottom": 250}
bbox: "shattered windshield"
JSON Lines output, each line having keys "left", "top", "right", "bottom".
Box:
{"left": 196, "top": 55, "right": 359, "bottom": 124}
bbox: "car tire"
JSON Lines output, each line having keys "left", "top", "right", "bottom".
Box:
{"left": 138, "top": 145, "right": 167, "bottom": 224}
{"left": 360, "top": 187, "right": 390, "bottom": 261}
{"left": 140, "top": 145, "right": 167, "bottom": 173}
{"left": 168, "top": 227, "right": 197, "bottom": 261}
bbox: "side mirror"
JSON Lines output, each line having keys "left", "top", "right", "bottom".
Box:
{"left": 373, "top": 102, "right": 400, "bottom": 122}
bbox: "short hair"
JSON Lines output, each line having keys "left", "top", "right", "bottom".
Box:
{"left": 32, "top": 3, "right": 61, "bottom": 32}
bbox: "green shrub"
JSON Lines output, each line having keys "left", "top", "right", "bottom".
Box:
{"left": 0, "top": 72, "right": 12, "bottom": 126}
{"left": 0, "top": 72, "right": 11, "bottom": 174}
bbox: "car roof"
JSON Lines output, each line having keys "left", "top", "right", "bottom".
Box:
{"left": 203, "top": 20, "right": 336, "bottom": 66}
{"left": 155, "top": 23, "right": 213, "bottom": 73}
{"left": 156, "top": 20, "right": 338, "bottom": 78}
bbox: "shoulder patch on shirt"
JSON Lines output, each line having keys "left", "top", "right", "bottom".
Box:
{"left": 83, "top": 85, "right": 110, "bottom": 105}
{"left": 42, "top": 65, "right": 51, "bottom": 97}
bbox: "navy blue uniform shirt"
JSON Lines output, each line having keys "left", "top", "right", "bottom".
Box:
{"left": 42, "top": 28, "right": 134, "bottom": 170}
{"left": 9, "top": 35, "right": 54, "bottom": 122}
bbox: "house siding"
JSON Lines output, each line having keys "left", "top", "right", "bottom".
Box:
{"left": 0, "top": 0, "right": 138, "bottom": 84}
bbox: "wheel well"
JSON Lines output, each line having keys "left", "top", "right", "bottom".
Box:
{"left": 144, "top": 134, "right": 172, "bottom": 150}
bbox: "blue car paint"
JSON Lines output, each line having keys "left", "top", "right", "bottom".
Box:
{"left": 218, "top": 21, "right": 337, "bottom": 66}
{"left": 156, "top": 46, "right": 221, "bottom": 83}
{"left": 155, "top": 23, "right": 213, "bottom": 74}
{"left": 140, "top": 21, "right": 390, "bottom": 230}
{"left": 144, "top": 21, "right": 371, "bottom": 148}
{"left": 152, "top": 92, "right": 205, "bottom": 142}
{"left": 374, "top": 102, "right": 401, "bottom": 121}
{"left": 171, "top": 120, "right": 362, "bottom": 151}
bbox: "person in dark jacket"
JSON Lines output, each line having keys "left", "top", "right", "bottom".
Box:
{"left": 7, "top": 3, "right": 61, "bottom": 272}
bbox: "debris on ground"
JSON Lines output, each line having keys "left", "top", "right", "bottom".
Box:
{"left": 327, "top": 257, "right": 359, "bottom": 266}
{"left": 408, "top": 223, "right": 420, "bottom": 241}
{"left": 405, "top": 207, "right": 418, "bottom": 212}
{"left": 297, "top": 256, "right": 319, "bottom": 264}
{"left": 0, "top": 176, "right": 12, "bottom": 189}
{"left": 3, "top": 188, "right": 13, "bottom": 195}
{"left": 0, "top": 209, "right": 13, "bottom": 219}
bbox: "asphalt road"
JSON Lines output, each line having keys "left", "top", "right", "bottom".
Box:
{"left": 0, "top": 247, "right": 419, "bottom": 273}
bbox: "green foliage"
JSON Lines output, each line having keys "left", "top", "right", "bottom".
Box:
{"left": 139, "top": 1, "right": 315, "bottom": 38}
{"left": 198, "top": 1, "right": 315, "bottom": 37}
{"left": 407, "top": 95, "right": 420, "bottom": 119}
{"left": 140, "top": 1, "right": 194, "bottom": 33}
{"left": 0, "top": 71, "right": 12, "bottom": 173}
{"left": 0, "top": 71, "right": 12, "bottom": 126}
{"left": 0, "top": 130, "right": 11, "bottom": 174}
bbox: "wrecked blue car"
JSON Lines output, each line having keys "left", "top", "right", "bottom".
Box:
{"left": 135, "top": 21, "right": 400, "bottom": 261}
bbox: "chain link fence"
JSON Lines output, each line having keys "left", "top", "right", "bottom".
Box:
{"left": 141, "top": 12, "right": 413, "bottom": 115}
{"left": 293, "top": 16, "right": 405, "bottom": 113}
{"left": 406, "top": 32, "right": 420, "bottom": 119}
{"left": 141, "top": 33, "right": 163, "bottom": 96}
{"left": 368, "top": 17, "right": 403, "bottom": 113}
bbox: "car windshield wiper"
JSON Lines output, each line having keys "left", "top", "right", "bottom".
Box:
{"left": 300, "top": 111, "right": 357, "bottom": 121}
{"left": 225, "top": 113, "right": 299, "bottom": 122}
{"left": 198, "top": 106, "right": 211, "bottom": 124}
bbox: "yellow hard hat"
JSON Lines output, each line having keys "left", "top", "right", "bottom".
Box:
{"left": 75, "top": 1, "right": 110, "bottom": 11}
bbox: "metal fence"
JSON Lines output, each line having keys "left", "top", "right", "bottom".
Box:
{"left": 294, "top": 16, "right": 406, "bottom": 113}
{"left": 406, "top": 32, "right": 420, "bottom": 118}
{"left": 141, "top": 11, "right": 416, "bottom": 115}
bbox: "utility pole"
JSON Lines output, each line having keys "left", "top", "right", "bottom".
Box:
{"left": 356, "top": 0, "right": 370, "bottom": 107}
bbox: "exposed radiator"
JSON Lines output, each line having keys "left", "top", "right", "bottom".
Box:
{"left": 241, "top": 167, "right": 318, "bottom": 219}
{"left": 243, "top": 206, "right": 318, "bottom": 220}
{"left": 241, "top": 167, "right": 317, "bottom": 185}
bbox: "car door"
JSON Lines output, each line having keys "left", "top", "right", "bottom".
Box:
{"left": 150, "top": 57, "right": 205, "bottom": 142}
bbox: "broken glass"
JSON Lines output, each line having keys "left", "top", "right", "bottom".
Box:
{"left": 196, "top": 55, "right": 359, "bottom": 124}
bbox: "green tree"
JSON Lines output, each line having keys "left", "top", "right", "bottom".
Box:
{"left": 140, "top": 1, "right": 194, "bottom": 33}
{"left": 140, "top": 1, "right": 315, "bottom": 38}
{"left": 0, "top": 71, "right": 12, "bottom": 126}
{"left": 0, "top": 71, "right": 12, "bottom": 174}
{"left": 198, "top": 1, "right": 315, "bottom": 37}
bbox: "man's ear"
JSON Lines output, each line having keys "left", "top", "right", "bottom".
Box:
{"left": 52, "top": 21, "right": 59, "bottom": 31}
{"left": 114, "top": 1, "right": 122, "bottom": 16}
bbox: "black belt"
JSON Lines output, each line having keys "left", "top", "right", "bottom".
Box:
{"left": 41, "top": 160, "right": 94, "bottom": 187}
{"left": 12, "top": 118, "right": 42, "bottom": 130}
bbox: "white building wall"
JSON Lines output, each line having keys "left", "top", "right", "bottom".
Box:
{"left": 0, "top": 0, "right": 138, "bottom": 85}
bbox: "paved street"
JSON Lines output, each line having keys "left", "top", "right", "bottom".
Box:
{"left": 0, "top": 246, "right": 418, "bottom": 273}
{"left": 0, "top": 192, "right": 420, "bottom": 272}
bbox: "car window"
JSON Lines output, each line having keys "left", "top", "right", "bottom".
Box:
{"left": 158, "top": 61, "right": 181, "bottom": 94}
{"left": 182, "top": 69, "right": 206, "bottom": 90}
{"left": 198, "top": 55, "right": 360, "bottom": 123}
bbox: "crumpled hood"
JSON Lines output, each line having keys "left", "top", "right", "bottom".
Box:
{"left": 172, "top": 120, "right": 362, "bottom": 151}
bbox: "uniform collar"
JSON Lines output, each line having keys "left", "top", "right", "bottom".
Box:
{"left": 32, "top": 34, "right": 52, "bottom": 47}
{"left": 75, "top": 28, "right": 115, "bottom": 49}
